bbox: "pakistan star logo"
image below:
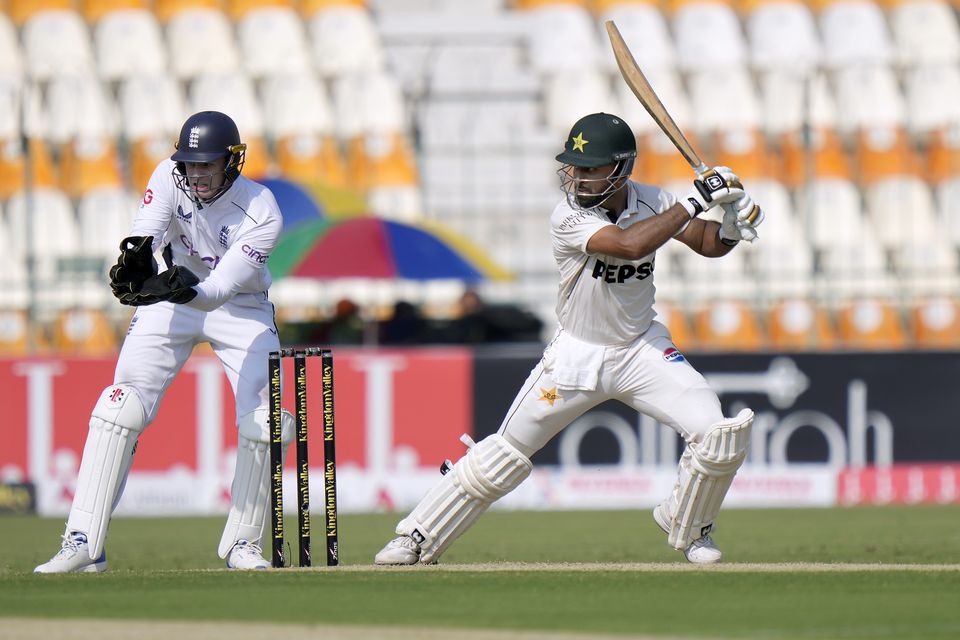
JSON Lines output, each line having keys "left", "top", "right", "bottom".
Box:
{"left": 571, "top": 132, "right": 588, "bottom": 152}
{"left": 538, "top": 387, "right": 561, "bottom": 407}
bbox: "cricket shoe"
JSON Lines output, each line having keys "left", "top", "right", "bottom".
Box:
{"left": 225, "top": 540, "right": 270, "bottom": 570}
{"left": 653, "top": 502, "right": 722, "bottom": 565}
{"left": 374, "top": 535, "right": 421, "bottom": 565}
{"left": 34, "top": 531, "right": 108, "bottom": 573}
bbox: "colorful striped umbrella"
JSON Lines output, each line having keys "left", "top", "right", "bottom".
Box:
{"left": 269, "top": 217, "right": 510, "bottom": 282}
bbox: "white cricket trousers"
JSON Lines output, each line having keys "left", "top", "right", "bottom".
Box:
{"left": 498, "top": 321, "right": 724, "bottom": 457}
{"left": 114, "top": 292, "right": 279, "bottom": 423}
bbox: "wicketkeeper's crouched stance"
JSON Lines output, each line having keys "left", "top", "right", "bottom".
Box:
{"left": 375, "top": 113, "right": 763, "bottom": 566}
{"left": 35, "top": 111, "right": 295, "bottom": 573}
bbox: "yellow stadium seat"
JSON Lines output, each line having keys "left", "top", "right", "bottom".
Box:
{"left": 515, "top": 0, "right": 590, "bottom": 9}
{"left": 855, "top": 126, "right": 922, "bottom": 186}
{"left": 836, "top": 298, "right": 909, "bottom": 350}
{"left": 346, "top": 132, "right": 418, "bottom": 191}
{"left": 768, "top": 298, "right": 837, "bottom": 351}
{"left": 81, "top": 0, "right": 148, "bottom": 23}
{"left": 154, "top": 0, "right": 222, "bottom": 22}
{"left": 713, "top": 128, "right": 783, "bottom": 181}
{"left": 9, "top": 0, "right": 73, "bottom": 25}
{"left": 635, "top": 131, "right": 699, "bottom": 188}
{"left": 927, "top": 126, "right": 960, "bottom": 183}
{"left": 912, "top": 297, "right": 960, "bottom": 349}
{"left": 654, "top": 302, "right": 697, "bottom": 351}
{"left": 59, "top": 137, "right": 123, "bottom": 198}
{"left": 299, "top": 0, "right": 366, "bottom": 18}
{"left": 275, "top": 134, "right": 348, "bottom": 188}
{"left": 52, "top": 308, "right": 120, "bottom": 355}
{"left": 238, "top": 136, "right": 271, "bottom": 180}
{"left": 694, "top": 301, "right": 767, "bottom": 351}
{"left": 0, "top": 138, "right": 59, "bottom": 200}
{"left": 0, "top": 309, "right": 49, "bottom": 355}
{"left": 780, "top": 126, "right": 852, "bottom": 188}
{"left": 129, "top": 136, "right": 173, "bottom": 193}
{"left": 226, "top": 0, "right": 293, "bottom": 20}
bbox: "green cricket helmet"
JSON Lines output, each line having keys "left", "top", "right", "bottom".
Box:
{"left": 556, "top": 113, "right": 637, "bottom": 210}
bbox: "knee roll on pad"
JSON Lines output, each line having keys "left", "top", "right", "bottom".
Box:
{"left": 666, "top": 408, "right": 753, "bottom": 549}
{"left": 67, "top": 384, "right": 147, "bottom": 560}
{"left": 219, "top": 408, "right": 295, "bottom": 558}
{"left": 397, "top": 433, "right": 532, "bottom": 564}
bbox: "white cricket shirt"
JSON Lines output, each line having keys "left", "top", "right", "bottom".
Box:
{"left": 131, "top": 159, "right": 283, "bottom": 311}
{"left": 552, "top": 180, "right": 678, "bottom": 345}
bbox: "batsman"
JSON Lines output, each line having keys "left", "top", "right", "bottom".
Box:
{"left": 35, "top": 111, "right": 295, "bottom": 572}
{"left": 376, "top": 113, "right": 763, "bottom": 565}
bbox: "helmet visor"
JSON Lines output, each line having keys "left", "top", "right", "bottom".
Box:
{"left": 558, "top": 158, "right": 635, "bottom": 211}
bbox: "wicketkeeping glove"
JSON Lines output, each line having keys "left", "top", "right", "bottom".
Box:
{"left": 680, "top": 166, "right": 745, "bottom": 218}
{"left": 109, "top": 236, "right": 157, "bottom": 298}
{"left": 117, "top": 265, "right": 200, "bottom": 307}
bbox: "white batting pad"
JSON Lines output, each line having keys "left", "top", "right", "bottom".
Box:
{"left": 218, "top": 408, "right": 294, "bottom": 558}
{"left": 67, "top": 385, "right": 147, "bottom": 560}
{"left": 397, "top": 433, "right": 532, "bottom": 564}
{"left": 664, "top": 408, "right": 753, "bottom": 549}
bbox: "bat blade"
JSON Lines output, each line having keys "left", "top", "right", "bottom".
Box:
{"left": 605, "top": 20, "right": 707, "bottom": 176}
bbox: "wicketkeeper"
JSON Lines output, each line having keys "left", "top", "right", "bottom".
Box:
{"left": 375, "top": 113, "right": 763, "bottom": 566}
{"left": 36, "top": 111, "right": 294, "bottom": 572}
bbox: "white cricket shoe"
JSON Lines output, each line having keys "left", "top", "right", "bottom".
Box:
{"left": 653, "top": 503, "right": 722, "bottom": 565}
{"left": 225, "top": 540, "right": 270, "bottom": 570}
{"left": 374, "top": 535, "right": 421, "bottom": 565}
{"left": 34, "top": 531, "right": 108, "bottom": 574}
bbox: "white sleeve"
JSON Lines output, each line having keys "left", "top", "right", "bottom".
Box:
{"left": 186, "top": 205, "right": 283, "bottom": 312}
{"left": 130, "top": 161, "right": 176, "bottom": 252}
{"left": 552, "top": 207, "right": 614, "bottom": 255}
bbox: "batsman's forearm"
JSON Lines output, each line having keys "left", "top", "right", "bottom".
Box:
{"left": 619, "top": 203, "right": 692, "bottom": 258}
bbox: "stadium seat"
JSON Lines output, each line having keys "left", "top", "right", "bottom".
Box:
{"left": 796, "top": 175, "right": 866, "bottom": 251}
{"left": 680, "top": 246, "right": 759, "bottom": 304}
{"left": 301, "top": 0, "right": 367, "bottom": 16}
{"left": 687, "top": 67, "right": 762, "bottom": 137}
{"left": 0, "top": 13, "right": 22, "bottom": 75}
{"left": 713, "top": 129, "right": 783, "bottom": 182}
{"left": 759, "top": 70, "right": 837, "bottom": 139}
{"left": 332, "top": 71, "right": 409, "bottom": 140}
{"left": 746, "top": 0, "right": 821, "bottom": 72}
{"left": 836, "top": 298, "right": 909, "bottom": 350}
{"left": 118, "top": 75, "right": 187, "bottom": 143}
{"left": 45, "top": 73, "right": 119, "bottom": 148}
{"left": 93, "top": 7, "right": 166, "bottom": 81}
{"left": 166, "top": 8, "right": 240, "bottom": 79}
{"left": 227, "top": 0, "right": 295, "bottom": 20}
{"left": 671, "top": 0, "right": 747, "bottom": 71}
{"left": 904, "top": 65, "right": 960, "bottom": 140}
{"left": 237, "top": 6, "right": 311, "bottom": 78}
{"left": 5, "top": 188, "right": 80, "bottom": 287}
{"left": 52, "top": 309, "right": 119, "bottom": 354}
{"left": 614, "top": 66, "right": 690, "bottom": 140}
{"left": 308, "top": 5, "right": 385, "bottom": 78}
{"left": 768, "top": 298, "right": 837, "bottom": 351}
{"left": 911, "top": 297, "right": 960, "bottom": 348}
{"left": 889, "top": 0, "right": 960, "bottom": 66}
{"left": 59, "top": 136, "right": 124, "bottom": 198}
{"left": 525, "top": 4, "right": 601, "bottom": 73}
{"left": 597, "top": 1, "right": 676, "bottom": 71}
{"left": 693, "top": 300, "right": 766, "bottom": 351}
{"left": 543, "top": 69, "right": 619, "bottom": 136}
{"left": 818, "top": 229, "right": 897, "bottom": 299}
{"left": 346, "top": 132, "right": 419, "bottom": 192}
{"left": 80, "top": 0, "right": 150, "bottom": 24}
{"left": 428, "top": 44, "right": 537, "bottom": 97}
{"left": 780, "top": 126, "right": 851, "bottom": 189}
{"left": 77, "top": 188, "right": 137, "bottom": 265}
{"left": 636, "top": 128, "right": 701, "bottom": 197}
{"left": 21, "top": 9, "right": 96, "bottom": 79}
{"left": 0, "top": 310, "right": 39, "bottom": 355}
{"left": 819, "top": 0, "right": 894, "bottom": 69}
{"left": 927, "top": 126, "right": 960, "bottom": 184}
{"left": 8, "top": 0, "right": 73, "bottom": 25}
{"left": 653, "top": 301, "right": 696, "bottom": 351}
{"left": 153, "top": 0, "right": 221, "bottom": 22}
{"left": 189, "top": 72, "right": 270, "bottom": 177}
{"left": 832, "top": 65, "right": 906, "bottom": 137}
{"left": 0, "top": 205, "right": 29, "bottom": 309}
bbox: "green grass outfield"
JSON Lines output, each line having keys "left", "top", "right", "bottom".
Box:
{"left": 2, "top": 507, "right": 959, "bottom": 639}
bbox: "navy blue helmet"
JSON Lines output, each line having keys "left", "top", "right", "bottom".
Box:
{"left": 171, "top": 111, "right": 246, "bottom": 202}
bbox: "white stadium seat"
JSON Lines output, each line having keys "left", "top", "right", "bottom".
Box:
{"left": 525, "top": 5, "right": 601, "bottom": 74}
{"left": 5, "top": 188, "right": 80, "bottom": 284}
{"left": 261, "top": 73, "right": 334, "bottom": 140}
{"left": 543, "top": 69, "right": 618, "bottom": 135}
{"left": 599, "top": 3, "right": 676, "bottom": 71}
{"left": 0, "top": 201, "right": 29, "bottom": 309}
{"left": 77, "top": 188, "right": 138, "bottom": 265}
{"left": 332, "top": 71, "right": 408, "bottom": 139}
{"left": 864, "top": 177, "right": 939, "bottom": 250}
{"left": 904, "top": 65, "right": 960, "bottom": 138}
{"left": 309, "top": 5, "right": 385, "bottom": 78}
{"left": 428, "top": 44, "right": 538, "bottom": 96}
{"left": 746, "top": 0, "right": 821, "bottom": 73}
{"left": 820, "top": 0, "right": 893, "bottom": 69}
{"left": 759, "top": 70, "right": 838, "bottom": 136}
{"left": 615, "top": 66, "right": 692, "bottom": 138}
{"left": 237, "top": 7, "right": 311, "bottom": 79}
{"left": 45, "top": 74, "right": 119, "bottom": 145}
{"left": 118, "top": 75, "right": 187, "bottom": 141}
{"left": 673, "top": 1, "right": 747, "bottom": 71}
{"left": 94, "top": 9, "right": 167, "bottom": 82}
{"left": 796, "top": 177, "right": 867, "bottom": 253}
{"left": 832, "top": 65, "right": 905, "bottom": 136}
{"left": 189, "top": 72, "right": 265, "bottom": 137}
{"left": 0, "top": 13, "right": 22, "bottom": 76}
{"left": 22, "top": 10, "right": 95, "bottom": 79}
{"left": 166, "top": 9, "right": 240, "bottom": 80}
{"left": 687, "top": 67, "right": 762, "bottom": 136}
{"left": 890, "top": 0, "right": 960, "bottom": 66}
